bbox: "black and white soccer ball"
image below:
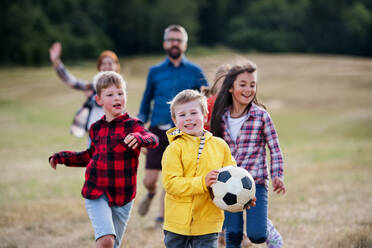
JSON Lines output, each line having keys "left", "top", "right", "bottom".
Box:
{"left": 209, "top": 165, "right": 256, "bottom": 212}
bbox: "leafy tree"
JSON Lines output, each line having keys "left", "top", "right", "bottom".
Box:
{"left": 0, "top": 0, "right": 111, "bottom": 65}
{"left": 226, "top": 0, "right": 309, "bottom": 52}
{"left": 341, "top": 2, "right": 372, "bottom": 55}
{"left": 104, "top": 0, "right": 201, "bottom": 55}
{"left": 1, "top": 0, "right": 372, "bottom": 65}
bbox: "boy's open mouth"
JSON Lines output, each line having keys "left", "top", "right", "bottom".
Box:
{"left": 184, "top": 123, "right": 195, "bottom": 129}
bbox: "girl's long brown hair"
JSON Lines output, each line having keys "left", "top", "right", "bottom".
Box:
{"left": 210, "top": 59, "right": 265, "bottom": 138}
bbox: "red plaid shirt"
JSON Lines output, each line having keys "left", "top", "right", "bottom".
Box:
{"left": 51, "top": 113, "right": 159, "bottom": 206}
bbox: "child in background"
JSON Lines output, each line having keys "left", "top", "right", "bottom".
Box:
{"left": 210, "top": 59, "right": 286, "bottom": 248}
{"left": 202, "top": 64, "right": 232, "bottom": 131}
{"left": 49, "top": 71, "right": 158, "bottom": 248}
{"left": 161, "top": 89, "right": 255, "bottom": 248}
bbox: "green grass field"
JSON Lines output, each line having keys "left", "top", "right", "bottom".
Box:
{"left": 0, "top": 52, "right": 371, "bottom": 248}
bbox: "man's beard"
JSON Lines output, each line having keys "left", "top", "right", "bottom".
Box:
{"left": 166, "top": 46, "right": 182, "bottom": 59}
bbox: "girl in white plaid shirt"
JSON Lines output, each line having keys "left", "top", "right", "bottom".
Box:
{"left": 210, "top": 59, "right": 285, "bottom": 248}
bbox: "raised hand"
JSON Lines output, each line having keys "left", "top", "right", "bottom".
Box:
{"left": 49, "top": 42, "right": 62, "bottom": 65}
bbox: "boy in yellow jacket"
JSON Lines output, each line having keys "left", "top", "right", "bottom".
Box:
{"left": 161, "top": 89, "right": 236, "bottom": 248}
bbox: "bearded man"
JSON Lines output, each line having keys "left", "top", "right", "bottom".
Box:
{"left": 137, "top": 24, "right": 208, "bottom": 227}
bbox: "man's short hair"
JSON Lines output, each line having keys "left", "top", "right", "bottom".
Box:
{"left": 169, "top": 89, "right": 207, "bottom": 119}
{"left": 164, "top": 24, "right": 188, "bottom": 43}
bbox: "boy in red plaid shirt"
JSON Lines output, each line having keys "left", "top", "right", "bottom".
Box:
{"left": 49, "top": 71, "right": 158, "bottom": 248}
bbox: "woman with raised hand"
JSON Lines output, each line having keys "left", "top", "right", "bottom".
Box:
{"left": 49, "top": 42, "right": 121, "bottom": 142}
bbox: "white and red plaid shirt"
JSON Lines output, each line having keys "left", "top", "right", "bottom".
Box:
{"left": 221, "top": 103, "right": 284, "bottom": 188}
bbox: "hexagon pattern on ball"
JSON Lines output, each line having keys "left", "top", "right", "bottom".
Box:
{"left": 210, "top": 165, "right": 255, "bottom": 212}
{"left": 218, "top": 171, "right": 231, "bottom": 183}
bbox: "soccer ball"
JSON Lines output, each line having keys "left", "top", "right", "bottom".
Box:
{"left": 209, "top": 165, "right": 256, "bottom": 212}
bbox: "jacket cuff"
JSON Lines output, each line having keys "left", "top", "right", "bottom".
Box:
{"left": 49, "top": 153, "right": 61, "bottom": 164}
{"left": 130, "top": 133, "right": 143, "bottom": 146}
{"left": 202, "top": 176, "right": 208, "bottom": 192}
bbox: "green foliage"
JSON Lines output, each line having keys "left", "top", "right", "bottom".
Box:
{"left": 200, "top": 0, "right": 372, "bottom": 55}
{"left": 1, "top": 0, "right": 372, "bottom": 65}
{"left": 104, "top": 0, "right": 202, "bottom": 55}
{"left": 0, "top": 0, "right": 111, "bottom": 65}
{"left": 341, "top": 2, "right": 372, "bottom": 54}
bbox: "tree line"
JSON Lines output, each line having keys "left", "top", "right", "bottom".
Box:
{"left": 1, "top": 0, "right": 371, "bottom": 65}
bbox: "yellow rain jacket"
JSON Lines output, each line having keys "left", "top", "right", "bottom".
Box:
{"left": 162, "top": 128, "right": 236, "bottom": 236}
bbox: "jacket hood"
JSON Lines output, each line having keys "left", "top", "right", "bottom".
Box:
{"left": 166, "top": 127, "right": 213, "bottom": 143}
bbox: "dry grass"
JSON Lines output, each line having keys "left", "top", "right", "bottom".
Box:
{"left": 0, "top": 52, "right": 371, "bottom": 248}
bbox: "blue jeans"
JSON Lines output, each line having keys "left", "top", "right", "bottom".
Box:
{"left": 85, "top": 194, "right": 134, "bottom": 248}
{"left": 164, "top": 230, "right": 218, "bottom": 248}
{"left": 224, "top": 184, "right": 268, "bottom": 247}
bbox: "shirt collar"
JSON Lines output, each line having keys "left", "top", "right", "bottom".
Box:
{"left": 222, "top": 102, "right": 260, "bottom": 121}
{"left": 166, "top": 127, "right": 212, "bottom": 142}
{"left": 164, "top": 56, "right": 187, "bottom": 67}
{"left": 99, "top": 112, "right": 129, "bottom": 123}
{"left": 247, "top": 103, "right": 260, "bottom": 117}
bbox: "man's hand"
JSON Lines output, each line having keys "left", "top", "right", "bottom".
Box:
{"left": 141, "top": 148, "right": 148, "bottom": 155}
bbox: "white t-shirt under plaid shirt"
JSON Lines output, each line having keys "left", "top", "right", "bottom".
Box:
{"left": 222, "top": 103, "right": 284, "bottom": 188}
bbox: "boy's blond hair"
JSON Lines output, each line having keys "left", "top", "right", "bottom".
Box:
{"left": 169, "top": 89, "right": 208, "bottom": 119}
{"left": 93, "top": 71, "right": 127, "bottom": 98}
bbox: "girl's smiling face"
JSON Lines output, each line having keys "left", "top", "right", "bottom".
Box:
{"left": 229, "top": 71, "right": 257, "bottom": 109}
{"left": 172, "top": 100, "right": 205, "bottom": 136}
{"left": 96, "top": 85, "right": 126, "bottom": 122}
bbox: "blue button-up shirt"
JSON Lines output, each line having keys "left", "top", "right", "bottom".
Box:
{"left": 138, "top": 56, "right": 208, "bottom": 127}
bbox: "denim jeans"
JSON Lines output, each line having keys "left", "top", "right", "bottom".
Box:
{"left": 164, "top": 230, "right": 218, "bottom": 248}
{"left": 85, "top": 194, "right": 134, "bottom": 248}
{"left": 224, "top": 184, "right": 268, "bottom": 247}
